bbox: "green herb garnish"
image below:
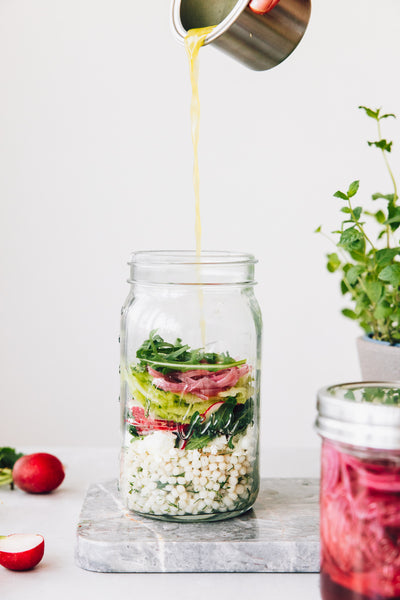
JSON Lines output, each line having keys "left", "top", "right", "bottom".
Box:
{"left": 343, "top": 386, "right": 400, "bottom": 405}
{"left": 156, "top": 481, "right": 169, "bottom": 490}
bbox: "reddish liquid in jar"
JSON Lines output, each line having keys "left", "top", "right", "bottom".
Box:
{"left": 321, "top": 571, "right": 400, "bottom": 600}
{"left": 320, "top": 440, "right": 400, "bottom": 600}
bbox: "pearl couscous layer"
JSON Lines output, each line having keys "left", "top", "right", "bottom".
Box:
{"left": 120, "top": 426, "right": 257, "bottom": 518}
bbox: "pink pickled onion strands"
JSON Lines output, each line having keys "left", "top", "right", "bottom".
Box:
{"left": 321, "top": 441, "right": 400, "bottom": 598}
{"left": 147, "top": 364, "right": 250, "bottom": 400}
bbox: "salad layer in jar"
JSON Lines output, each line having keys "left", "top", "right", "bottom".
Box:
{"left": 120, "top": 331, "right": 258, "bottom": 521}
{"left": 321, "top": 439, "right": 400, "bottom": 600}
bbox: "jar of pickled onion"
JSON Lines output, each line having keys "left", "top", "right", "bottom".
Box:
{"left": 316, "top": 383, "right": 400, "bottom": 600}
{"left": 119, "top": 251, "right": 262, "bottom": 522}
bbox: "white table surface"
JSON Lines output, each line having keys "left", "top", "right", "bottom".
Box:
{"left": 0, "top": 447, "right": 322, "bottom": 600}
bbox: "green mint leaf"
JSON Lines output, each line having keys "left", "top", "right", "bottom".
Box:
{"left": 375, "top": 248, "right": 400, "bottom": 267}
{"left": 375, "top": 210, "right": 386, "bottom": 224}
{"left": 373, "top": 300, "right": 393, "bottom": 320}
{"left": 387, "top": 206, "right": 400, "bottom": 232}
{"left": 372, "top": 193, "right": 396, "bottom": 202}
{"left": 346, "top": 265, "right": 364, "bottom": 285}
{"left": 341, "top": 207, "right": 351, "bottom": 214}
{"left": 389, "top": 310, "right": 400, "bottom": 324}
{"left": 315, "top": 225, "right": 322, "bottom": 233}
{"left": 368, "top": 139, "right": 393, "bottom": 153}
{"left": 365, "top": 210, "right": 386, "bottom": 224}
{"left": 380, "top": 113, "right": 396, "bottom": 120}
{"left": 355, "top": 294, "right": 370, "bottom": 315}
{"left": 364, "top": 280, "right": 384, "bottom": 304}
{"left": 340, "top": 279, "right": 349, "bottom": 295}
{"left": 334, "top": 190, "right": 348, "bottom": 201}
{"left": 352, "top": 206, "right": 362, "bottom": 220}
{"left": 339, "top": 227, "right": 366, "bottom": 256}
{"left": 342, "top": 308, "right": 358, "bottom": 320}
{"left": 347, "top": 180, "right": 360, "bottom": 198}
{"left": 378, "top": 264, "right": 400, "bottom": 287}
{"left": 359, "top": 106, "right": 380, "bottom": 120}
{"left": 326, "top": 253, "right": 341, "bottom": 273}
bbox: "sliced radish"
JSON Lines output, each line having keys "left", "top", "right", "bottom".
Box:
{"left": 0, "top": 534, "right": 44, "bottom": 571}
{"left": 202, "top": 401, "right": 225, "bottom": 419}
{"left": 179, "top": 439, "right": 188, "bottom": 450}
{"left": 129, "top": 407, "right": 182, "bottom": 434}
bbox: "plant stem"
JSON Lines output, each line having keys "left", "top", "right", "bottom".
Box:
{"left": 377, "top": 119, "right": 398, "bottom": 248}
{"left": 378, "top": 119, "right": 398, "bottom": 199}
{"left": 347, "top": 197, "right": 376, "bottom": 251}
{"left": 318, "top": 229, "right": 349, "bottom": 263}
{"left": 0, "top": 468, "right": 13, "bottom": 488}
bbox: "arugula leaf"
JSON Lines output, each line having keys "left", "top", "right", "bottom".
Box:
{"left": 185, "top": 435, "right": 213, "bottom": 450}
{"left": 136, "top": 331, "right": 246, "bottom": 374}
{"left": 184, "top": 398, "right": 254, "bottom": 450}
{"left": 128, "top": 425, "right": 141, "bottom": 438}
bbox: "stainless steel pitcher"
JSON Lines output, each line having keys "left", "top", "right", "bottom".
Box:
{"left": 171, "top": 0, "right": 311, "bottom": 71}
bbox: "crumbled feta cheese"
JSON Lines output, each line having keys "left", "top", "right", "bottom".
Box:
{"left": 120, "top": 426, "right": 256, "bottom": 518}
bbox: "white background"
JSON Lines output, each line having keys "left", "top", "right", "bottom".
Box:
{"left": 1, "top": 0, "right": 400, "bottom": 472}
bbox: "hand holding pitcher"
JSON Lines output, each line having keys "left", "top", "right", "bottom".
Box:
{"left": 249, "top": 0, "right": 280, "bottom": 14}
{"left": 172, "top": 0, "right": 311, "bottom": 71}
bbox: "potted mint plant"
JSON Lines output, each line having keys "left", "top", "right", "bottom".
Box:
{"left": 317, "top": 106, "right": 400, "bottom": 380}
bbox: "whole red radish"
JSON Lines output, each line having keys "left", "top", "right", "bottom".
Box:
{"left": 0, "top": 534, "right": 44, "bottom": 571}
{"left": 13, "top": 453, "right": 65, "bottom": 494}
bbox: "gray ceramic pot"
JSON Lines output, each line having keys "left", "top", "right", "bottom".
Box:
{"left": 357, "top": 336, "right": 400, "bottom": 381}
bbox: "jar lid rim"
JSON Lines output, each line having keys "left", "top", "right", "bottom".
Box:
{"left": 315, "top": 381, "right": 400, "bottom": 450}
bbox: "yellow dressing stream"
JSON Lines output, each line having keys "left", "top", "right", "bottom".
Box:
{"left": 184, "top": 26, "right": 215, "bottom": 346}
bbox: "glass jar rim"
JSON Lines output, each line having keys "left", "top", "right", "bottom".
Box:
{"left": 128, "top": 250, "right": 258, "bottom": 286}
{"left": 315, "top": 381, "right": 400, "bottom": 450}
{"left": 129, "top": 250, "right": 257, "bottom": 266}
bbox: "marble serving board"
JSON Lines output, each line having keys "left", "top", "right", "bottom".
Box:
{"left": 75, "top": 478, "right": 320, "bottom": 573}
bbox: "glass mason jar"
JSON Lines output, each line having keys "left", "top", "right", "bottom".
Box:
{"left": 119, "top": 251, "right": 262, "bottom": 522}
{"left": 315, "top": 383, "right": 400, "bottom": 600}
